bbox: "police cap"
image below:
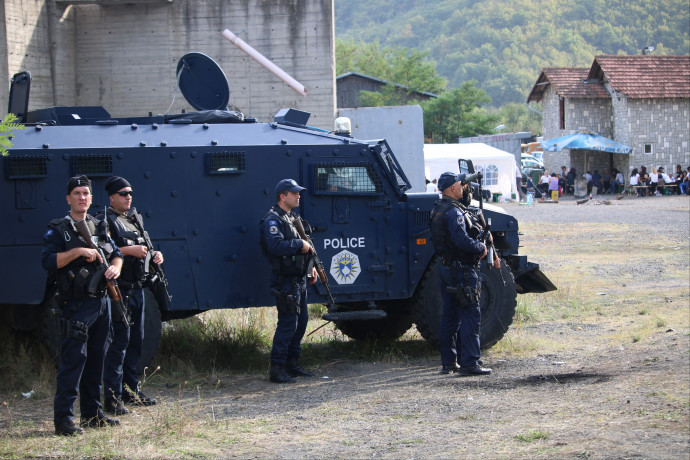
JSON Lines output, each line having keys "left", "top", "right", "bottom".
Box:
{"left": 105, "top": 176, "right": 132, "bottom": 195}
{"left": 67, "top": 175, "right": 92, "bottom": 194}
{"left": 275, "top": 179, "right": 306, "bottom": 194}
{"left": 437, "top": 172, "right": 466, "bottom": 191}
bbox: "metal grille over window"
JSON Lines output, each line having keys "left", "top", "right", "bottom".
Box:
{"left": 413, "top": 210, "right": 431, "bottom": 228}
{"left": 71, "top": 154, "right": 112, "bottom": 177}
{"left": 6, "top": 156, "right": 48, "bottom": 179}
{"left": 207, "top": 152, "right": 246, "bottom": 175}
{"left": 313, "top": 162, "right": 381, "bottom": 194}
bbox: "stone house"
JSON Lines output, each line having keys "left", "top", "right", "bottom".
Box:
{"left": 527, "top": 55, "right": 690, "bottom": 184}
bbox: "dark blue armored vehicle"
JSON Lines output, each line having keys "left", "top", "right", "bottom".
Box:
{"left": 1, "top": 53, "right": 555, "bottom": 366}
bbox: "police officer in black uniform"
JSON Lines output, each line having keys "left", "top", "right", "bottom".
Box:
{"left": 259, "top": 179, "right": 318, "bottom": 383}
{"left": 42, "top": 176, "right": 123, "bottom": 435}
{"left": 429, "top": 172, "right": 495, "bottom": 376}
{"left": 98, "top": 176, "right": 162, "bottom": 415}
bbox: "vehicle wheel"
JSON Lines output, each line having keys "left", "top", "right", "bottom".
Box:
{"left": 478, "top": 260, "right": 517, "bottom": 349}
{"left": 412, "top": 258, "right": 517, "bottom": 349}
{"left": 140, "top": 289, "right": 163, "bottom": 374}
{"left": 334, "top": 301, "right": 414, "bottom": 341}
{"left": 411, "top": 259, "right": 442, "bottom": 347}
{"left": 39, "top": 297, "right": 62, "bottom": 366}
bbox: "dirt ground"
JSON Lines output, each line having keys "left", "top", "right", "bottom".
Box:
{"left": 2, "top": 195, "right": 689, "bottom": 459}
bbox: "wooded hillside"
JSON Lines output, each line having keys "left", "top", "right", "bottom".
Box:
{"left": 335, "top": 0, "right": 690, "bottom": 107}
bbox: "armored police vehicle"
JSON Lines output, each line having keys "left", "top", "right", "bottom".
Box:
{"left": 1, "top": 53, "right": 555, "bottom": 366}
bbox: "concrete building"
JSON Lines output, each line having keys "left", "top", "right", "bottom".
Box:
{"left": 1, "top": 0, "right": 336, "bottom": 129}
{"left": 527, "top": 55, "right": 690, "bottom": 182}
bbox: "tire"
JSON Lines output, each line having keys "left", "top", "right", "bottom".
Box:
{"left": 139, "top": 289, "right": 163, "bottom": 374}
{"left": 412, "top": 258, "right": 517, "bottom": 349}
{"left": 478, "top": 260, "right": 517, "bottom": 349}
{"left": 39, "top": 299, "right": 62, "bottom": 366}
{"left": 334, "top": 301, "right": 414, "bottom": 342}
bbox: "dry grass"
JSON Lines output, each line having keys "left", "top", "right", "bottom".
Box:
{"left": 1, "top": 197, "right": 688, "bottom": 458}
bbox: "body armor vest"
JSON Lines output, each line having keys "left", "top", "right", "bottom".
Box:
{"left": 260, "top": 207, "right": 311, "bottom": 277}
{"left": 50, "top": 216, "right": 110, "bottom": 300}
{"left": 101, "top": 208, "right": 147, "bottom": 285}
{"left": 429, "top": 198, "right": 483, "bottom": 265}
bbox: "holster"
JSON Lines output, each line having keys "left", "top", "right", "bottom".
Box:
{"left": 51, "top": 307, "right": 89, "bottom": 342}
{"left": 270, "top": 288, "right": 300, "bottom": 314}
{"left": 446, "top": 285, "right": 480, "bottom": 308}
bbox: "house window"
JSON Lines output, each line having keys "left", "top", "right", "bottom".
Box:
{"left": 559, "top": 98, "right": 565, "bottom": 129}
{"left": 644, "top": 144, "right": 653, "bottom": 155}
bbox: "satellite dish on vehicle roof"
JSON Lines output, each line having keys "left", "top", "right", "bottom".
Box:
{"left": 176, "top": 52, "right": 230, "bottom": 111}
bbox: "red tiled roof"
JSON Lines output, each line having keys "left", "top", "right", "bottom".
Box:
{"left": 527, "top": 67, "right": 609, "bottom": 102}
{"left": 588, "top": 55, "right": 690, "bottom": 99}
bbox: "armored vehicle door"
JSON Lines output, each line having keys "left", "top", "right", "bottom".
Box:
{"left": 301, "top": 157, "right": 389, "bottom": 300}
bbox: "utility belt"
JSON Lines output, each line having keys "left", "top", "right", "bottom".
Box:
{"left": 270, "top": 253, "right": 313, "bottom": 277}
{"left": 117, "top": 279, "right": 143, "bottom": 290}
{"left": 440, "top": 256, "right": 479, "bottom": 268}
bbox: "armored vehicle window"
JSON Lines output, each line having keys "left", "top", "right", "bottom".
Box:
{"left": 207, "top": 152, "right": 245, "bottom": 175}
{"left": 313, "top": 162, "right": 381, "bottom": 195}
{"left": 5, "top": 155, "right": 48, "bottom": 179}
{"left": 71, "top": 154, "right": 112, "bottom": 177}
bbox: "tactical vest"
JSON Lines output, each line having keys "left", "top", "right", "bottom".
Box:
{"left": 429, "top": 198, "right": 483, "bottom": 265}
{"left": 259, "top": 207, "right": 311, "bottom": 277}
{"left": 49, "top": 216, "right": 111, "bottom": 300}
{"left": 100, "top": 208, "right": 147, "bottom": 285}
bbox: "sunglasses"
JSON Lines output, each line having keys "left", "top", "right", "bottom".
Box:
{"left": 116, "top": 191, "right": 133, "bottom": 197}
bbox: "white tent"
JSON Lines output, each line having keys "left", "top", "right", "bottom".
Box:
{"left": 424, "top": 143, "right": 519, "bottom": 199}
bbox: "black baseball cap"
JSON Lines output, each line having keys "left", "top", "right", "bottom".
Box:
{"left": 275, "top": 179, "right": 306, "bottom": 194}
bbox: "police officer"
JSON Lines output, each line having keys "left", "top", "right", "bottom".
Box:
{"left": 98, "top": 176, "right": 162, "bottom": 414}
{"left": 42, "top": 176, "right": 123, "bottom": 435}
{"left": 429, "top": 172, "right": 496, "bottom": 376}
{"left": 259, "top": 179, "right": 318, "bottom": 383}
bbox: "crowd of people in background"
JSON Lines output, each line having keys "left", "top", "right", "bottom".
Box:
{"left": 522, "top": 163, "right": 689, "bottom": 199}
{"left": 627, "top": 164, "right": 689, "bottom": 196}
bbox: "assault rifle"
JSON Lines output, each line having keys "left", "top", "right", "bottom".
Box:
{"left": 74, "top": 219, "right": 130, "bottom": 327}
{"left": 293, "top": 217, "right": 336, "bottom": 307}
{"left": 471, "top": 174, "right": 505, "bottom": 286}
{"left": 128, "top": 207, "right": 172, "bottom": 311}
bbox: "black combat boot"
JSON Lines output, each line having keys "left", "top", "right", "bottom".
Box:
{"left": 269, "top": 362, "right": 296, "bottom": 383}
{"left": 286, "top": 358, "right": 314, "bottom": 377}
{"left": 80, "top": 410, "right": 120, "bottom": 428}
{"left": 123, "top": 390, "right": 157, "bottom": 406}
{"left": 104, "top": 399, "right": 130, "bottom": 415}
{"left": 55, "top": 419, "right": 84, "bottom": 436}
{"left": 441, "top": 363, "right": 460, "bottom": 374}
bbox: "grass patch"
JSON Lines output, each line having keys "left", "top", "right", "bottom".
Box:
{"left": 514, "top": 429, "right": 549, "bottom": 442}
{"left": 0, "top": 325, "right": 56, "bottom": 396}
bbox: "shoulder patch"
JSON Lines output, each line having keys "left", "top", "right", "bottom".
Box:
{"left": 268, "top": 220, "right": 278, "bottom": 226}
{"left": 44, "top": 229, "right": 53, "bottom": 237}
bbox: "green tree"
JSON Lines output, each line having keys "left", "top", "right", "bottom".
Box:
{"left": 494, "top": 102, "right": 543, "bottom": 135}
{"left": 0, "top": 114, "right": 24, "bottom": 156}
{"left": 421, "top": 81, "right": 500, "bottom": 143}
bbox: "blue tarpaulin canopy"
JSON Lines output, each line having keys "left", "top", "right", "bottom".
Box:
{"left": 541, "top": 133, "right": 632, "bottom": 154}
